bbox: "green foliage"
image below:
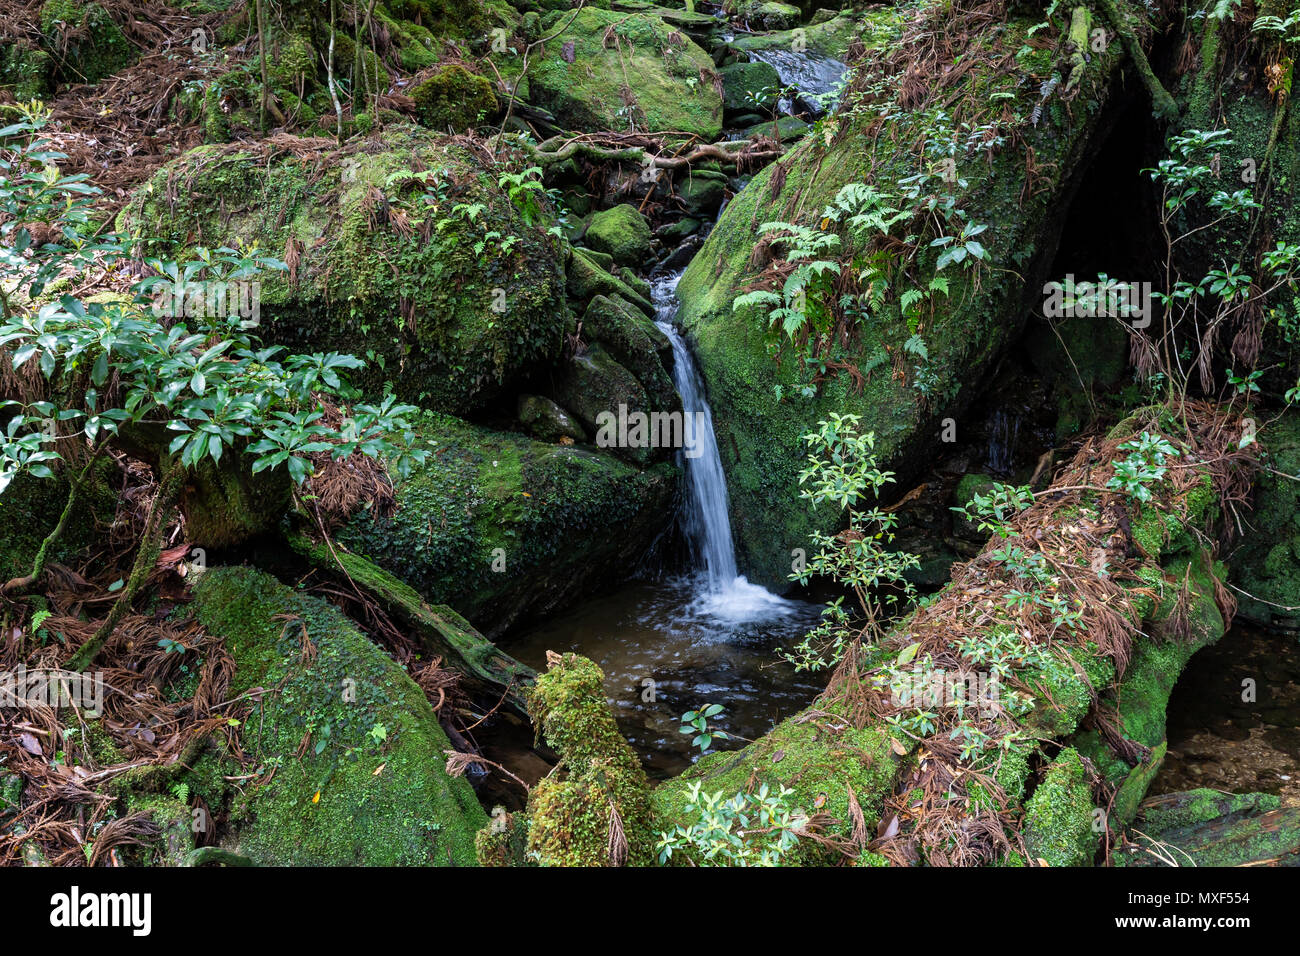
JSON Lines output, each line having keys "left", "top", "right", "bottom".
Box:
{"left": 779, "top": 413, "right": 920, "bottom": 671}
{"left": 679, "top": 702, "right": 728, "bottom": 753}
{"left": 0, "top": 108, "right": 425, "bottom": 498}
{"left": 1106, "top": 432, "right": 1179, "bottom": 504}
{"left": 656, "top": 781, "right": 803, "bottom": 866}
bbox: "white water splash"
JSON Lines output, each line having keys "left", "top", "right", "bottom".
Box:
{"left": 652, "top": 273, "right": 794, "bottom": 623}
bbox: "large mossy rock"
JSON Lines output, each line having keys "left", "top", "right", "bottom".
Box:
{"left": 675, "top": 5, "right": 1133, "bottom": 589}
{"left": 718, "top": 59, "right": 781, "bottom": 114}
{"left": 190, "top": 566, "right": 486, "bottom": 866}
{"left": 336, "top": 412, "right": 676, "bottom": 637}
{"left": 117, "top": 125, "right": 569, "bottom": 415}
{"left": 525, "top": 8, "right": 722, "bottom": 138}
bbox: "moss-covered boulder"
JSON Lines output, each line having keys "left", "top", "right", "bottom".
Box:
{"left": 524, "top": 8, "right": 722, "bottom": 138}
{"left": 676, "top": 169, "right": 728, "bottom": 217}
{"left": 739, "top": 1, "right": 802, "bottom": 31}
{"left": 190, "top": 566, "right": 486, "bottom": 866}
{"left": 675, "top": 2, "right": 1134, "bottom": 589}
{"left": 117, "top": 125, "right": 569, "bottom": 415}
{"left": 337, "top": 412, "right": 676, "bottom": 637}
{"left": 40, "top": 0, "right": 135, "bottom": 85}
{"left": 581, "top": 293, "right": 677, "bottom": 411}
{"left": 567, "top": 247, "right": 655, "bottom": 316}
{"left": 718, "top": 60, "right": 781, "bottom": 114}
{"left": 650, "top": 706, "right": 903, "bottom": 865}
{"left": 554, "top": 343, "right": 655, "bottom": 463}
{"left": 584, "top": 204, "right": 652, "bottom": 268}
{"left": 731, "top": 11, "right": 864, "bottom": 56}
{"left": 518, "top": 393, "right": 586, "bottom": 442}
{"left": 411, "top": 64, "right": 498, "bottom": 131}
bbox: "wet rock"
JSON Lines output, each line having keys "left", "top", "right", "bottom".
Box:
{"left": 555, "top": 344, "right": 655, "bottom": 465}
{"left": 336, "top": 411, "right": 675, "bottom": 637}
{"left": 581, "top": 294, "right": 678, "bottom": 412}
{"left": 518, "top": 394, "right": 587, "bottom": 443}
{"left": 677, "top": 169, "right": 729, "bottom": 217}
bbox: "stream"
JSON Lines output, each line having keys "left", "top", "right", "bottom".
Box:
{"left": 505, "top": 272, "right": 825, "bottom": 777}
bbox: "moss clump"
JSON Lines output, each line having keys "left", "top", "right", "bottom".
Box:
{"left": 1023, "top": 748, "right": 1097, "bottom": 867}
{"left": 650, "top": 706, "right": 903, "bottom": 865}
{"left": 412, "top": 65, "right": 497, "bottom": 131}
{"left": 509, "top": 653, "right": 654, "bottom": 866}
{"left": 40, "top": 1, "right": 135, "bottom": 84}
{"left": 190, "top": 566, "right": 486, "bottom": 865}
{"left": 584, "top": 204, "right": 652, "bottom": 268}
{"left": 0, "top": 43, "right": 52, "bottom": 100}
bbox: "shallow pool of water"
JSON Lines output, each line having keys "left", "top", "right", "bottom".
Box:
{"left": 504, "top": 574, "right": 827, "bottom": 777}
{"left": 1152, "top": 623, "right": 1300, "bottom": 800}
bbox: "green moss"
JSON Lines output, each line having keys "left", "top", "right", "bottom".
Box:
{"left": 1023, "top": 748, "right": 1097, "bottom": 867}
{"left": 117, "top": 127, "right": 569, "bottom": 414}
{"left": 411, "top": 64, "right": 497, "bottom": 131}
{"left": 525, "top": 8, "right": 722, "bottom": 138}
{"left": 190, "top": 566, "right": 486, "bottom": 865}
{"left": 121, "top": 793, "right": 195, "bottom": 866}
{"left": 718, "top": 60, "right": 780, "bottom": 113}
{"left": 520, "top": 653, "right": 654, "bottom": 866}
{"left": 650, "top": 706, "right": 903, "bottom": 865}
{"left": 0, "top": 43, "right": 52, "bottom": 100}
{"left": 1137, "top": 788, "right": 1279, "bottom": 833}
{"left": 584, "top": 204, "right": 652, "bottom": 268}
{"left": 336, "top": 411, "right": 676, "bottom": 635}
{"left": 567, "top": 248, "right": 655, "bottom": 315}
{"left": 40, "top": 1, "right": 135, "bottom": 84}
{"left": 1119, "top": 790, "right": 1300, "bottom": 867}
{"left": 0, "top": 462, "right": 114, "bottom": 585}
{"left": 581, "top": 294, "right": 676, "bottom": 410}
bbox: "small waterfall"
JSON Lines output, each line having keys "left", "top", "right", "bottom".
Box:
{"left": 651, "top": 272, "right": 790, "bottom": 621}
{"left": 986, "top": 409, "right": 1021, "bottom": 474}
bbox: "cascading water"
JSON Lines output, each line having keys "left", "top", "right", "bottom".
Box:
{"left": 505, "top": 271, "right": 824, "bottom": 774}
{"left": 651, "top": 272, "right": 792, "bottom": 621}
